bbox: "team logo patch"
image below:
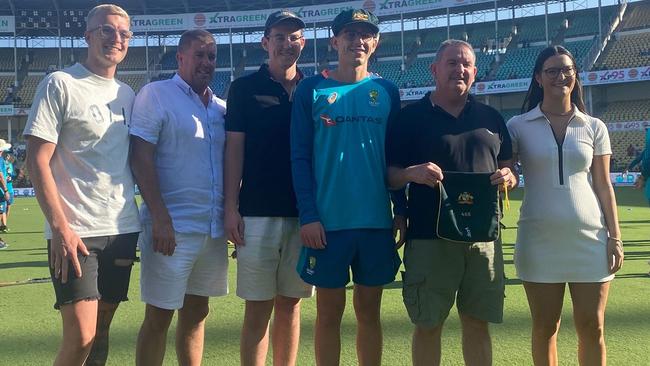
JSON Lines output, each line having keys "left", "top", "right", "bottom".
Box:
{"left": 368, "top": 89, "right": 379, "bottom": 106}
{"left": 457, "top": 192, "right": 474, "bottom": 205}
{"left": 320, "top": 114, "right": 336, "bottom": 127}
{"left": 352, "top": 11, "right": 369, "bottom": 21}
{"left": 327, "top": 92, "right": 338, "bottom": 104}
{"left": 306, "top": 256, "right": 317, "bottom": 275}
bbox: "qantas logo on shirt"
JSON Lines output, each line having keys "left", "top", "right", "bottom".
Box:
{"left": 321, "top": 114, "right": 384, "bottom": 127}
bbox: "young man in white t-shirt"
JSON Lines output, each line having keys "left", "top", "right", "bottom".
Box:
{"left": 23, "top": 5, "right": 140, "bottom": 366}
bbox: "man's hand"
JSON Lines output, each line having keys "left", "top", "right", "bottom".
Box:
{"left": 152, "top": 213, "right": 176, "bottom": 256}
{"left": 490, "top": 167, "right": 515, "bottom": 190}
{"left": 393, "top": 215, "right": 407, "bottom": 250}
{"left": 225, "top": 209, "right": 245, "bottom": 246}
{"left": 3, "top": 191, "right": 9, "bottom": 201}
{"left": 300, "top": 222, "right": 327, "bottom": 249}
{"left": 634, "top": 175, "right": 646, "bottom": 190}
{"left": 406, "top": 163, "right": 444, "bottom": 188}
{"left": 50, "top": 228, "right": 90, "bottom": 284}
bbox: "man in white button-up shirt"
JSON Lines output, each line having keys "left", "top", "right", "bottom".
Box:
{"left": 130, "top": 29, "right": 228, "bottom": 366}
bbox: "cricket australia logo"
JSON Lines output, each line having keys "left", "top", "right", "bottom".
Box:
{"left": 368, "top": 89, "right": 379, "bottom": 107}
{"left": 353, "top": 10, "right": 369, "bottom": 21}
{"left": 327, "top": 92, "right": 338, "bottom": 104}
{"left": 457, "top": 192, "right": 474, "bottom": 205}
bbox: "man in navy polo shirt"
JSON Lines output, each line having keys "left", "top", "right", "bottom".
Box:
{"left": 224, "top": 10, "right": 314, "bottom": 366}
{"left": 386, "top": 39, "right": 516, "bottom": 366}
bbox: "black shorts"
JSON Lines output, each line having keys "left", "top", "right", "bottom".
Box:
{"left": 47, "top": 232, "right": 139, "bottom": 309}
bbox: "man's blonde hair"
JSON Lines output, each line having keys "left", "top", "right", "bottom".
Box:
{"left": 86, "top": 4, "right": 130, "bottom": 30}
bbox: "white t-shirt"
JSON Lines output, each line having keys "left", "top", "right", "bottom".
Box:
{"left": 23, "top": 63, "right": 141, "bottom": 239}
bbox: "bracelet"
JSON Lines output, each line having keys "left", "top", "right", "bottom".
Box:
{"left": 607, "top": 237, "right": 623, "bottom": 246}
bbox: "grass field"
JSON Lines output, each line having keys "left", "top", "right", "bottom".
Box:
{"left": 1, "top": 188, "right": 649, "bottom": 365}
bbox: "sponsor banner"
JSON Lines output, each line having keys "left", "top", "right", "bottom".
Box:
{"left": 398, "top": 86, "right": 430, "bottom": 101}
{"left": 517, "top": 173, "right": 641, "bottom": 187}
{"left": 606, "top": 121, "right": 650, "bottom": 132}
{"left": 0, "top": 105, "right": 14, "bottom": 116}
{"left": 398, "top": 66, "right": 650, "bottom": 98}
{"left": 473, "top": 78, "right": 530, "bottom": 95}
{"left": 13, "top": 188, "right": 35, "bottom": 197}
{"left": 611, "top": 172, "right": 641, "bottom": 187}
{"left": 0, "top": 16, "right": 15, "bottom": 33}
{"left": 130, "top": 0, "right": 494, "bottom": 32}
{"left": 582, "top": 66, "right": 650, "bottom": 86}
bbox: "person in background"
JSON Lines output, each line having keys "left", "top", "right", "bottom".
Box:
{"left": 0, "top": 151, "right": 17, "bottom": 232}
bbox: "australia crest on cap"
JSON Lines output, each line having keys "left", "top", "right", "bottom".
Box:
{"left": 352, "top": 10, "right": 369, "bottom": 21}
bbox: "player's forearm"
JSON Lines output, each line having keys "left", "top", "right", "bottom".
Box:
{"left": 387, "top": 165, "right": 411, "bottom": 190}
{"left": 223, "top": 133, "right": 245, "bottom": 212}
{"left": 26, "top": 142, "right": 69, "bottom": 232}
{"left": 130, "top": 137, "right": 170, "bottom": 221}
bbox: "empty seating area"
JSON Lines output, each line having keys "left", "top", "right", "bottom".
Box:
{"left": 14, "top": 75, "right": 42, "bottom": 106}
{"left": 609, "top": 131, "right": 645, "bottom": 170}
{"left": 0, "top": 76, "right": 16, "bottom": 102}
{"left": 495, "top": 46, "right": 544, "bottom": 80}
{"left": 621, "top": 2, "right": 650, "bottom": 31}
{"left": 565, "top": 6, "right": 617, "bottom": 38}
{"left": 117, "top": 74, "right": 147, "bottom": 93}
{"left": 597, "top": 32, "right": 650, "bottom": 69}
{"left": 598, "top": 99, "right": 650, "bottom": 123}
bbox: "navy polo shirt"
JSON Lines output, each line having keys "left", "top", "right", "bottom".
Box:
{"left": 225, "top": 64, "right": 303, "bottom": 217}
{"left": 386, "top": 92, "right": 513, "bottom": 239}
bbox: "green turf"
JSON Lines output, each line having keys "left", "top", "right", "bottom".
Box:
{"left": 1, "top": 188, "right": 649, "bottom": 365}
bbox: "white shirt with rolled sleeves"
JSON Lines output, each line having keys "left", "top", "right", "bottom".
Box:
{"left": 130, "top": 74, "right": 226, "bottom": 238}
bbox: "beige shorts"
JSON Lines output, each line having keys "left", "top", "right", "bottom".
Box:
{"left": 139, "top": 224, "right": 229, "bottom": 310}
{"left": 236, "top": 217, "right": 314, "bottom": 301}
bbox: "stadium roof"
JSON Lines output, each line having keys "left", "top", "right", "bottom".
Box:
{"left": 0, "top": 0, "right": 600, "bottom": 37}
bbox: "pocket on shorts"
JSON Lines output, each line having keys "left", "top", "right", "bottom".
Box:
{"left": 401, "top": 271, "right": 425, "bottom": 323}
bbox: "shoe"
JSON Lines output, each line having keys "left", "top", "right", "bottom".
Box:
{"left": 0, "top": 225, "right": 6, "bottom": 233}
{"left": 0, "top": 239, "right": 7, "bottom": 250}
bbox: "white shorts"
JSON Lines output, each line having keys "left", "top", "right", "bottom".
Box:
{"left": 140, "top": 224, "right": 229, "bottom": 310}
{"left": 236, "top": 217, "right": 314, "bottom": 301}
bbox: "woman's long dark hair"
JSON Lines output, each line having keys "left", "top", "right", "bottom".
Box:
{"left": 520, "top": 45, "right": 587, "bottom": 114}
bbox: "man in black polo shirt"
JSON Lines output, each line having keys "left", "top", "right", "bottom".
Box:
{"left": 224, "top": 10, "right": 314, "bottom": 366}
{"left": 386, "top": 39, "right": 517, "bottom": 366}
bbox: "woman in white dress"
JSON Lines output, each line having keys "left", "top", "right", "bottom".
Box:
{"left": 507, "top": 46, "right": 624, "bottom": 366}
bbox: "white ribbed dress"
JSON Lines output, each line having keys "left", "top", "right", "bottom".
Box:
{"left": 507, "top": 105, "right": 614, "bottom": 283}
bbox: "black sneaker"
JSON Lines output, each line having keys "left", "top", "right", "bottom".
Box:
{"left": 0, "top": 239, "right": 7, "bottom": 250}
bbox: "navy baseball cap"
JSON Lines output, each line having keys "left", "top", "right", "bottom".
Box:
{"left": 264, "top": 10, "right": 306, "bottom": 36}
{"left": 331, "top": 9, "right": 379, "bottom": 36}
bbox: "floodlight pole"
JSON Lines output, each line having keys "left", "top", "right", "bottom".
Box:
{"left": 400, "top": 13, "right": 405, "bottom": 72}
{"left": 494, "top": 0, "right": 498, "bottom": 50}
{"left": 229, "top": 28, "right": 234, "bottom": 81}
{"left": 145, "top": 32, "right": 150, "bottom": 82}
{"left": 598, "top": 0, "right": 602, "bottom": 41}
{"left": 545, "top": 0, "right": 549, "bottom": 46}
{"left": 446, "top": 8, "right": 450, "bottom": 39}
{"left": 313, "top": 22, "right": 317, "bottom": 74}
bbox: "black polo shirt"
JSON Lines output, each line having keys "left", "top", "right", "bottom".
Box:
{"left": 386, "top": 92, "right": 513, "bottom": 239}
{"left": 225, "top": 64, "right": 303, "bottom": 217}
